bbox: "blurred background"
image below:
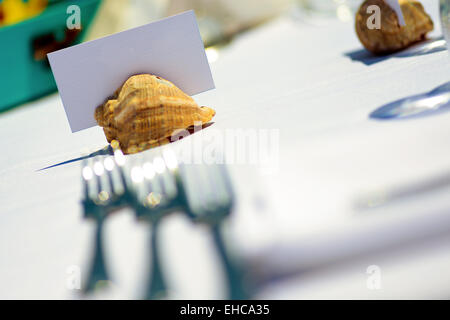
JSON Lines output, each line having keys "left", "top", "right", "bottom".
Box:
{"left": 86, "top": 0, "right": 362, "bottom": 44}
{"left": 0, "top": 0, "right": 365, "bottom": 112}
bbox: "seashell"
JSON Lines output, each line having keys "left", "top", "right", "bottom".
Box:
{"left": 355, "top": 0, "right": 433, "bottom": 55}
{"left": 95, "top": 74, "right": 215, "bottom": 154}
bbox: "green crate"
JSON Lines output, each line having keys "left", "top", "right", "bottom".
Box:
{"left": 0, "top": 0, "right": 101, "bottom": 112}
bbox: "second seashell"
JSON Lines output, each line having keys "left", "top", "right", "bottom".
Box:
{"left": 95, "top": 74, "right": 215, "bottom": 154}
{"left": 355, "top": 0, "right": 434, "bottom": 55}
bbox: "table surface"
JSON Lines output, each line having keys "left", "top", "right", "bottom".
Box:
{"left": 1, "top": 0, "right": 450, "bottom": 299}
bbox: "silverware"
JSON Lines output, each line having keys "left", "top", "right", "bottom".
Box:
{"left": 179, "top": 162, "right": 248, "bottom": 300}
{"left": 370, "top": 81, "right": 450, "bottom": 119}
{"left": 355, "top": 169, "right": 450, "bottom": 210}
{"left": 81, "top": 146, "right": 247, "bottom": 299}
{"left": 130, "top": 149, "right": 183, "bottom": 300}
{"left": 81, "top": 150, "right": 129, "bottom": 293}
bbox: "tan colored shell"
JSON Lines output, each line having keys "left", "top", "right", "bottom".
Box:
{"left": 95, "top": 74, "right": 215, "bottom": 154}
{"left": 355, "top": 0, "right": 433, "bottom": 55}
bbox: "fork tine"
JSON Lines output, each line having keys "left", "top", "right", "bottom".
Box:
{"left": 157, "top": 173, "right": 167, "bottom": 196}
{"left": 103, "top": 157, "right": 116, "bottom": 196}
{"left": 180, "top": 164, "right": 206, "bottom": 218}
{"left": 200, "top": 164, "right": 225, "bottom": 212}
{"left": 113, "top": 148, "right": 128, "bottom": 192}
{"left": 81, "top": 159, "right": 93, "bottom": 203}
{"left": 209, "top": 164, "right": 234, "bottom": 210}
{"left": 93, "top": 159, "right": 104, "bottom": 196}
{"left": 149, "top": 154, "right": 177, "bottom": 204}
{"left": 142, "top": 161, "right": 156, "bottom": 204}
{"left": 152, "top": 157, "right": 165, "bottom": 197}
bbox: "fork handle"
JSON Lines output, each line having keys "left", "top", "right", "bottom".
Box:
{"left": 211, "top": 224, "right": 248, "bottom": 300}
{"left": 144, "top": 219, "right": 167, "bottom": 300}
{"left": 84, "top": 216, "right": 110, "bottom": 293}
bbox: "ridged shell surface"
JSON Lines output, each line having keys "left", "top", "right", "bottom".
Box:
{"left": 95, "top": 74, "right": 215, "bottom": 154}
{"left": 355, "top": 0, "right": 433, "bottom": 55}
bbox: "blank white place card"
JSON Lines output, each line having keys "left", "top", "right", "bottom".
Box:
{"left": 48, "top": 10, "right": 215, "bottom": 132}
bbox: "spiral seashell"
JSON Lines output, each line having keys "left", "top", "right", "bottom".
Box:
{"left": 355, "top": 0, "right": 433, "bottom": 55}
{"left": 95, "top": 74, "right": 215, "bottom": 154}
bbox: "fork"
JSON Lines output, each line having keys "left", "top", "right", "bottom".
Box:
{"left": 178, "top": 162, "right": 248, "bottom": 300}
{"left": 129, "top": 149, "right": 183, "bottom": 300}
{"left": 81, "top": 151, "right": 128, "bottom": 293}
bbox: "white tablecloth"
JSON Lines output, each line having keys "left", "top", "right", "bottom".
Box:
{"left": 1, "top": 0, "right": 450, "bottom": 299}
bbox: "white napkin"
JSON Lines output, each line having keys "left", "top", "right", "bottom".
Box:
{"left": 385, "top": 0, "right": 406, "bottom": 26}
